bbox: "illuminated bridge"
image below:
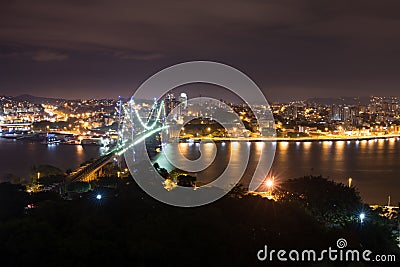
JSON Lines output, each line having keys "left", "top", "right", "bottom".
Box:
{"left": 67, "top": 98, "right": 167, "bottom": 183}
{"left": 67, "top": 152, "right": 115, "bottom": 183}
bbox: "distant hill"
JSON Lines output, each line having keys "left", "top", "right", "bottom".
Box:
{"left": 305, "top": 97, "right": 371, "bottom": 105}
{"left": 11, "top": 94, "right": 65, "bottom": 105}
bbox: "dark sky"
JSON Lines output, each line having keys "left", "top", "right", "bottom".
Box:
{"left": 1, "top": 0, "right": 400, "bottom": 102}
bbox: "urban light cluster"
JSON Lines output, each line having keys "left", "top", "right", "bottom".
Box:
{"left": 2, "top": 95, "right": 400, "bottom": 142}
{"left": 271, "top": 96, "right": 400, "bottom": 138}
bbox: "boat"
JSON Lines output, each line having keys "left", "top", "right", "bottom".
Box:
{"left": 81, "top": 138, "right": 102, "bottom": 146}
{"left": 41, "top": 134, "right": 61, "bottom": 145}
{"left": 1, "top": 130, "right": 24, "bottom": 139}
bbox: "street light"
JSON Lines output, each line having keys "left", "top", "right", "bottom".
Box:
{"left": 348, "top": 177, "right": 352, "bottom": 188}
{"left": 266, "top": 179, "right": 274, "bottom": 189}
{"left": 96, "top": 194, "right": 102, "bottom": 200}
{"left": 359, "top": 213, "right": 365, "bottom": 223}
{"left": 265, "top": 176, "right": 275, "bottom": 199}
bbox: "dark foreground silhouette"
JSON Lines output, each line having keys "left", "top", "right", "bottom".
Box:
{"left": 0, "top": 176, "right": 399, "bottom": 266}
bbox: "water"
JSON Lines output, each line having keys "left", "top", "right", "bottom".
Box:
{"left": 0, "top": 138, "right": 102, "bottom": 180}
{"left": 1, "top": 138, "right": 399, "bottom": 205}
{"left": 154, "top": 138, "right": 400, "bottom": 205}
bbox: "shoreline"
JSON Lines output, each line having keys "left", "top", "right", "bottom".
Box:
{"left": 187, "top": 134, "right": 400, "bottom": 143}
{"left": 2, "top": 133, "right": 400, "bottom": 144}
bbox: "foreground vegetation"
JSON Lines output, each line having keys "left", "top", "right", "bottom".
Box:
{"left": 0, "top": 176, "right": 399, "bottom": 266}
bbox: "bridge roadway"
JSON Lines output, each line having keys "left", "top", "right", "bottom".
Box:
{"left": 67, "top": 102, "right": 166, "bottom": 183}
{"left": 67, "top": 147, "right": 121, "bottom": 183}
{"left": 66, "top": 126, "right": 163, "bottom": 183}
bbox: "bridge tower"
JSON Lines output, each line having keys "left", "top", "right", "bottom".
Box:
{"left": 116, "top": 96, "right": 126, "bottom": 170}
{"left": 117, "top": 96, "right": 124, "bottom": 147}
{"left": 116, "top": 97, "right": 168, "bottom": 172}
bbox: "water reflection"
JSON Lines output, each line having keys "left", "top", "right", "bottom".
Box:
{"left": 152, "top": 139, "right": 400, "bottom": 204}
{"left": 378, "top": 138, "right": 385, "bottom": 149}
{"left": 76, "top": 145, "right": 83, "bottom": 154}
{"left": 279, "top": 142, "right": 289, "bottom": 151}
{"left": 231, "top": 141, "right": 239, "bottom": 148}
{"left": 360, "top": 140, "right": 368, "bottom": 148}
{"left": 46, "top": 144, "right": 57, "bottom": 150}
{"left": 336, "top": 140, "right": 345, "bottom": 148}
{"left": 178, "top": 143, "right": 189, "bottom": 155}
{"left": 303, "top": 142, "right": 312, "bottom": 149}
{"left": 0, "top": 139, "right": 101, "bottom": 180}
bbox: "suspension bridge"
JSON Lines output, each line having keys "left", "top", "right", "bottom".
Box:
{"left": 67, "top": 98, "right": 167, "bottom": 183}
{"left": 66, "top": 96, "right": 273, "bottom": 183}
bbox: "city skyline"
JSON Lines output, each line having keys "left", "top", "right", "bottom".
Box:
{"left": 1, "top": 92, "right": 400, "bottom": 104}
{"left": 1, "top": 0, "right": 400, "bottom": 101}
{"left": 1, "top": 2, "right": 399, "bottom": 264}
{"left": 1, "top": 88, "right": 400, "bottom": 206}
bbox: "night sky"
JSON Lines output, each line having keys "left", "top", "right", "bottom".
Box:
{"left": 1, "top": 0, "right": 400, "bottom": 102}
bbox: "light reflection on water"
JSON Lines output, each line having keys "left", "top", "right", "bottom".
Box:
{"left": 154, "top": 139, "right": 400, "bottom": 205}
{"left": 0, "top": 139, "right": 102, "bottom": 180}
{"left": 76, "top": 144, "right": 84, "bottom": 154}
{"left": 0, "top": 137, "right": 399, "bottom": 205}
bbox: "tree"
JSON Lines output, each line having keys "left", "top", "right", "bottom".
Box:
{"left": 279, "top": 175, "right": 363, "bottom": 227}
{"left": 31, "top": 165, "right": 65, "bottom": 179}
{"left": 1, "top": 173, "right": 27, "bottom": 184}
{"left": 177, "top": 174, "right": 196, "bottom": 187}
{"left": 96, "top": 176, "right": 119, "bottom": 188}
{"left": 66, "top": 182, "right": 91, "bottom": 193}
{"left": 168, "top": 168, "right": 187, "bottom": 180}
{"left": 0, "top": 183, "right": 29, "bottom": 220}
{"left": 227, "top": 183, "right": 247, "bottom": 198}
{"left": 153, "top": 162, "right": 168, "bottom": 178}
